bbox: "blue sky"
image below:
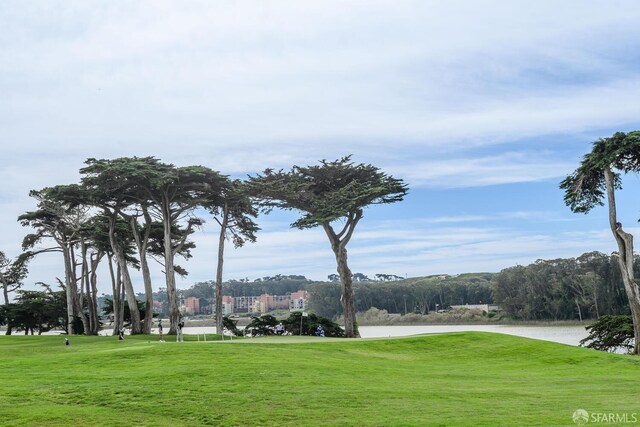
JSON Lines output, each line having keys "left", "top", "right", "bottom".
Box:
{"left": 1, "top": 1, "right": 640, "bottom": 294}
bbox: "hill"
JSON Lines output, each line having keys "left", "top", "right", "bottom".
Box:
{"left": 0, "top": 332, "right": 638, "bottom": 426}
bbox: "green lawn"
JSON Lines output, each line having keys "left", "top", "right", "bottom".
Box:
{"left": 0, "top": 332, "right": 638, "bottom": 426}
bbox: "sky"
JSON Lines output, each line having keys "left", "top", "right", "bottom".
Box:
{"left": 2, "top": 1, "right": 640, "bottom": 296}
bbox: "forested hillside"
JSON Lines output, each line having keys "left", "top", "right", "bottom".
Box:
{"left": 156, "top": 251, "right": 633, "bottom": 322}
{"left": 307, "top": 273, "right": 494, "bottom": 318}
{"left": 493, "top": 251, "right": 629, "bottom": 321}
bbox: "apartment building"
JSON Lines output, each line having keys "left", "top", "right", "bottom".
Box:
{"left": 289, "top": 290, "right": 309, "bottom": 312}
{"left": 221, "top": 291, "right": 309, "bottom": 315}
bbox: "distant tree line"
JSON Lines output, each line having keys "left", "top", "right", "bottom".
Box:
{"left": 494, "top": 252, "right": 629, "bottom": 321}
{"left": 308, "top": 273, "right": 494, "bottom": 319}
{"left": 166, "top": 251, "right": 633, "bottom": 322}
{"left": 179, "top": 277, "right": 312, "bottom": 300}
{"left": 0, "top": 287, "right": 66, "bottom": 335}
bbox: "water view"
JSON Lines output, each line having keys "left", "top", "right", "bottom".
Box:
{"left": 141, "top": 324, "right": 588, "bottom": 347}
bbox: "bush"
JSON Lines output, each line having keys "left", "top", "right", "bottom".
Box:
{"left": 283, "top": 312, "right": 345, "bottom": 337}
{"left": 223, "top": 316, "right": 243, "bottom": 337}
{"left": 244, "top": 314, "right": 278, "bottom": 337}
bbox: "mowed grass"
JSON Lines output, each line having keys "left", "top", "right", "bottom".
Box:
{"left": 0, "top": 332, "right": 639, "bottom": 426}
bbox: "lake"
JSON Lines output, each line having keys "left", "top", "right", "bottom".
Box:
{"left": 358, "top": 324, "right": 589, "bottom": 346}
{"left": 164, "top": 324, "right": 590, "bottom": 347}
{"left": 31, "top": 323, "right": 590, "bottom": 347}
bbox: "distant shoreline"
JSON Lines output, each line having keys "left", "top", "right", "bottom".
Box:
{"left": 0, "top": 318, "right": 589, "bottom": 333}
{"left": 181, "top": 317, "right": 587, "bottom": 328}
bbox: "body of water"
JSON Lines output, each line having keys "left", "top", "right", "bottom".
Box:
{"left": 25, "top": 324, "right": 589, "bottom": 347}
{"left": 358, "top": 324, "right": 589, "bottom": 346}
{"left": 152, "top": 324, "right": 589, "bottom": 347}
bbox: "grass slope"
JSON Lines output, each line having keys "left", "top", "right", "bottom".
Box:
{"left": 0, "top": 332, "right": 638, "bottom": 426}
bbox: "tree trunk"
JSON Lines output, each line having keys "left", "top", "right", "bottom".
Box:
{"left": 80, "top": 240, "right": 98, "bottom": 335}
{"left": 163, "top": 215, "right": 180, "bottom": 335}
{"left": 2, "top": 281, "right": 8, "bottom": 305}
{"left": 108, "top": 253, "right": 121, "bottom": 336}
{"left": 129, "top": 214, "right": 154, "bottom": 334}
{"left": 1, "top": 280, "right": 12, "bottom": 334}
{"left": 333, "top": 245, "right": 359, "bottom": 338}
{"left": 117, "top": 264, "right": 125, "bottom": 334}
{"left": 575, "top": 299, "right": 583, "bottom": 323}
{"left": 70, "top": 245, "right": 89, "bottom": 334}
{"left": 62, "top": 244, "right": 78, "bottom": 334}
{"left": 215, "top": 204, "right": 229, "bottom": 336}
{"left": 323, "top": 215, "right": 361, "bottom": 338}
{"left": 89, "top": 253, "right": 102, "bottom": 335}
{"left": 116, "top": 249, "right": 142, "bottom": 334}
{"left": 107, "top": 216, "right": 142, "bottom": 334}
{"left": 604, "top": 167, "right": 640, "bottom": 355}
{"left": 140, "top": 250, "right": 153, "bottom": 334}
{"left": 111, "top": 259, "right": 126, "bottom": 336}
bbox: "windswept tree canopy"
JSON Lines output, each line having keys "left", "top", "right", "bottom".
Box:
{"left": 560, "top": 131, "right": 640, "bottom": 213}
{"left": 0, "top": 251, "right": 30, "bottom": 307}
{"left": 249, "top": 156, "right": 408, "bottom": 338}
{"left": 249, "top": 156, "right": 408, "bottom": 229}
{"left": 207, "top": 179, "right": 259, "bottom": 248}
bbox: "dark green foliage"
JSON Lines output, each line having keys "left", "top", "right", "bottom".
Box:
{"left": 208, "top": 179, "right": 259, "bottom": 249}
{"left": 224, "top": 277, "right": 311, "bottom": 297}
{"left": 222, "top": 316, "right": 243, "bottom": 336}
{"left": 282, "top": 312, "right": 345, "bottom": 337}
{"left": 307, "top": 282, "right": 343, "bottom": 318}
{"left": 183, "top": 274, "right": 496, "bottom": 320}
{"left": 182, "top": 282, "right": 215, "bottom": 299}
{"left": 243, "top": 313, "right": 345, "bottom": 337}
{"left": 580, "top": 315, "right": 634, "bottom": 353}
{"left": 307, "top": 274, "right": 494, "bottom": 318}
{"left": 0, "top": 289, "right": 66, "bottom": 334}
{"left": 248, "top": 156, "right": 408, "bottom": 229}
{"left": 183, "top": 277, "right": 311, "bottom": 300}
{"left": 0, "top": 250, "right": 30, "bottom": 303}
{"left": 559, "top": 131, "right": 640, "bottom": 214}
{"left": 493, "top": 252, "right": 630, "bottom": 321}
{"left": 244, "top": 314, "right": 278, "bottom": 336}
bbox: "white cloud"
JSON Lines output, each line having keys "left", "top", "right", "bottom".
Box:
{"left": 2, "top": 1, "right": 640, "bottom": 294}
{"left": 392, "top": 151, "right": 577, "bottom": 188}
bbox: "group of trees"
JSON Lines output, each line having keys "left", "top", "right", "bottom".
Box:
{"left": 493, "top": 252, "right": 629, "bottom": 321}
{"left": 1, "top": 250, "right": 33, "bottom": 334}
{"left": 178, "top": 272, "right": 494, "bottom": 322}
{"left": 179, "top": 250, "right": 635, "bottom": 326}
{"left": 184, "top": 278, "right": 309, "bottom": 299}
{"left": 12, "top": 129, "right": 640, "bottom": 352}
{"left": 10, "top": 156, "right": 407, "bottom": 339}
{"left": 243, "top": 312, "right": 345, "bottom": 337}
{"left": 17, "top": 157, "right": 257, "bottom": 336}
{"left": 0, "top": 286, "right": 66, "bottom": 335}
{"left": 308, "top": 273, "right": 494, "bottom": 319}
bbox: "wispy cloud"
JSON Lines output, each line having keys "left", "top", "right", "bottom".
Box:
{"left": 392, "top": 152, "right": 577, "bottom": 188}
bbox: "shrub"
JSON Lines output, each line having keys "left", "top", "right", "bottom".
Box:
{"left": 283, "top": 312, "right": 345, "bottom": 337}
